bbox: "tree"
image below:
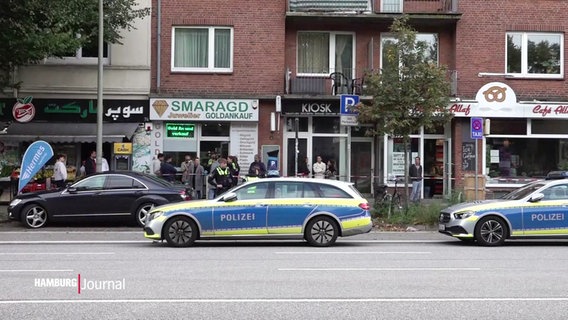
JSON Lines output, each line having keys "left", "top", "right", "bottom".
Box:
{"left": 0, "top": 0, "right": 150, "bottom": 90}
{"left": 355, "top": 16, "right": 453, "bottom": 209}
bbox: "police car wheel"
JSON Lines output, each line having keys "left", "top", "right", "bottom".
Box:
{"left": 305, "top": 216, "right": 338, "bottom": 247}
{"left": 134, "top": 202, "right": 155, "bottom": 228}
{"left": 21, "top": 204, "right": 48, "bottom": 229}
{"left": 475, "top": 216, "right": 507, "bottom": 247}
{"left": 164, "top": 217, "right": 198, "bottom": 247}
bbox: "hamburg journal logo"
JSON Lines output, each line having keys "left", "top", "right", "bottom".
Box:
{"left": 34, "top": 274, "right": 126, "bottom": 294}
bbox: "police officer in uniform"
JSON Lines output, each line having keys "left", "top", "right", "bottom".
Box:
{"left": 207, "top": 158, "right": 234, "bottom": 197}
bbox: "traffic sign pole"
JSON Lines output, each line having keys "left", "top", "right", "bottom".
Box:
{"left": 471, "top": 118, "right": 484, "bottom": 201}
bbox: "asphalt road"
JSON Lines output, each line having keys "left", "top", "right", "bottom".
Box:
{"left": 1, "top": 225, "right": 568, "bottom": 319}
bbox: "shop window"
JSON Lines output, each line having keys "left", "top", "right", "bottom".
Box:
{"left": 312, "top": 137, "right": 339, "bottom": 172}
{"left": 286, "top": 117, "right": 308, "bottom": 132}
{"left": 201, "top": 123, "right": 230, "bottom": 136}
{"left": 313, "top": 117, "right": 341, "bottom": 133}
{"left": 488, "top": 119, "right": 526, "bottom": 135}
{"left": 387, "top": 137, "right": 419, "bottom": 178}
{"left": 506, "top": 32, "right": 563, "bottom": 78}
{"left": 531, "top": 120, "right": 568, "bottom": 134}
{"left": 486, "top": 138, "right": 559, "bottom": 179}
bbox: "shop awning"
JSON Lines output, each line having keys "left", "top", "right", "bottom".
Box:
{"left": 0, "top": 122, "right": 139, "bottom": 143}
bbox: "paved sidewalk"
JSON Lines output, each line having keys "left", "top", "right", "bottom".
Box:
{"left": 0, "top": 205, "right": 8, "bottom": 223}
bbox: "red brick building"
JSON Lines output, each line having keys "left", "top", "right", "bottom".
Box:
{"left": 150, "top": 0, "right": 568, "bottom": 198}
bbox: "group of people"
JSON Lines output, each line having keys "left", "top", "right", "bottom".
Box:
{"left": 297, "top": 155, "right": 338, "bottom": 179}
{"left": 52, "top": 150, "right": 110, "bottom": 189}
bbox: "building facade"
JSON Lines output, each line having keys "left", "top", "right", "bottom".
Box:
{"left": 0, "top": 0, "right": 152, "bottom": 200}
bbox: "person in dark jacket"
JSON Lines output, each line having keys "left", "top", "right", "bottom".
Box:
{"left": 160, "top": 155, "right": 178, "bottom": 182}
{"left": 409, "top": 156, "right": 423, "bottom": 203}
{"left": 248, "top": 154, "right": 266, "bottom": 178}
{"left": 208, "top": 158, "right": 234, "bottom": 197}
{"left": 228, "top": 155, "right": 240, "bottom": 186}
{"left": 84, "top": 150, "right": 97, "bottom": 175}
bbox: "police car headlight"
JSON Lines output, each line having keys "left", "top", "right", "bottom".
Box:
{"left": 454, "top": 211, "right": 475, "bottom": 219}
{"left": 147, "top": 211, "right": 164, "bottom": 223}
{"left": 9, "top": 199, "right": 22, "bottom": 207}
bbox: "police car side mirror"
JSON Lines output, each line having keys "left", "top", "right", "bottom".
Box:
{"left": 222, "top": 192, "right": 237, "bottom": 202}
{"left": 529, "top": 193, "right": 544, "bottom": 203}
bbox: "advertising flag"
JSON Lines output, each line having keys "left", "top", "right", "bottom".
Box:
{"left": 18, "top": 140, "right": 54, "bottom": 193}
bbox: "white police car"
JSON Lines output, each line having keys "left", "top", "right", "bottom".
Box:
{"left": 144, "top": 178, "right": 372, "bottom": 247}
{"left": 439, "top": 171, "right": 568, "bottom": 246}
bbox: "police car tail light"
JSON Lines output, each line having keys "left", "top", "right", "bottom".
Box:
{"left": 359, "top": 203, "right": 370, "bottom": 211}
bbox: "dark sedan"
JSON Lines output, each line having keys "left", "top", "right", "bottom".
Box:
{"left": 8, "top": 171, "right": 191, "bottom": 228}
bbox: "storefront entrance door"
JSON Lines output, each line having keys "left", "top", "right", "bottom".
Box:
{"left": 287, "top": 138, "right": 307, "bottom": 177}
{"left": 351, "top": 140, "right": 373, "bottom": 193}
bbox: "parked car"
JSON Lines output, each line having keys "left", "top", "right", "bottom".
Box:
{"left": 144, "top": 177, "right": 372, "bottom": 247}
{"left": 439, "top": 171, "right": 568, "bottom": 246}
{"left": 9, "top": 171, "right": 192, "bottom": 228}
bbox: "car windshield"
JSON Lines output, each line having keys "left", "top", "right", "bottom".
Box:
{"left": 501, "top": 182, "right": 546, "bottom": 200}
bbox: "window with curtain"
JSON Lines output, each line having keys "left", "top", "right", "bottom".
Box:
{"left": 382, "top": 0, "right": 402, "bottom": 13}
{"left": 297, "top": 32, "right": 354, "bottom": 76}
{"left": 506, "top": 32, "right": 563, "bottom": 78}
{"left": 172, "top": 26, "right": 233, "bottom": 72}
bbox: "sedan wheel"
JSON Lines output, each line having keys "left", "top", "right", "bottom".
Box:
{"left": 21, "top": 204, "right": 48, "bottom": 229}
{"left": 305, "top": 216, "right": 338, "bottom": 247}
{"left": 135, "top": 203, "right": 155, "bottom": 227}
{"left": 164, "top": 217, "right": 198, "bottom": 247}
{"left": 475, "top": 216, "right": 507, "bottom": 247}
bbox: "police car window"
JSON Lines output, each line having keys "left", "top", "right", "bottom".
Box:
{"left": 234, "top": 182, "right": 269, "bottom": 200}
{"left": 501, "top": 182, "right": 545, "bottom": 200}
{"left": 272, "top": 182, "right": 315, "bottom": 199}
{"left": 73, "top": 176, "right": 106, "bottom": 191}
{"left": 318, "top": 184, "right": 351, "bottom": 198}
{"left": 542, "top": 184, "right": 568, "bottom": 200}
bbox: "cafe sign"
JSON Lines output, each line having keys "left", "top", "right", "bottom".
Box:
{"left": 149, "top": 99, "right": 259, "bottom": 121}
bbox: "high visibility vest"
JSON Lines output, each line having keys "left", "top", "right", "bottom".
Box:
{"left": 216, "top": 166, "right": 229, "bottom": 176}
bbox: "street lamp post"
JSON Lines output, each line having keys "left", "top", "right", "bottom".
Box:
{"left": 96, "top": 0, "right": 104, "bottom": 171}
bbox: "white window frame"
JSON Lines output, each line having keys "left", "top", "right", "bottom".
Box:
{"left": 45, "top": 37, "right": 110, "bottom": 65}
{"left": 381, "top": 0, "right": 403, "bottom": 13}
{"left": 171, "top": 26, "right": 234, "bottom": 73}
{"left": 505, "top": 32, "right": 564, "bottom": 79}
{"left": 380, "top": 33, "right": 439, "bottom": 70}
{"left": 296, "top": 31, "right": 356, "bottom": 77}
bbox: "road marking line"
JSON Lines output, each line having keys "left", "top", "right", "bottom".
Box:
{"left": 0, "top": 252, "right": 114, "bottom": 255}
{"left": 0, "top": 231, "right": 140, "bottom": 234}
{"left": 0, "top": 240, "right": 447, "bottom": 245}
{"left": 0, "top": 297, "right": 567, "bottom": 304}
{"left": 0, "top": 241, "right": 148, "bottom": 244}
{"left": 278, "top": 267, "right": 481, "bottom": 271}
{"left": 275, "top": 251, "right": 431, "bottom": 255}
{"left": 0, "top": 269, "right": 74, "bottom": 273}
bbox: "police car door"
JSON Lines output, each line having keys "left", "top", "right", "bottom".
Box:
{"left": 212, "top": 182, "right": 269, "bottom": 235}
{"left": 523, "top": 183, "right": 568, "bottom": 235}
{"left": 266, "top": 181, "right": 318, "bottom": 235}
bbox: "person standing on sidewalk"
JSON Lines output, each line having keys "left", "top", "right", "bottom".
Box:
{"left": 53, "top": 154, "right": 67, "bottom": 189}
{"left": 409, "top": 156, "right": 423, "bottom": 203}
{"left": 312, "top": 155, "right": 326, "bottom": 179}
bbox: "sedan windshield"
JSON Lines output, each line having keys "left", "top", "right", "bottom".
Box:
{"left": 501, "top": 182, "right": 546, "bottom": 200}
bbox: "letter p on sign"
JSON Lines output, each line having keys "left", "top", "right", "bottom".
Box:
{"left": 340, "top": 95, "right": 359, "bottom": 115}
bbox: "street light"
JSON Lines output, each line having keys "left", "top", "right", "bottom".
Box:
{"left": 96, "top": 0, "right": 104, "bottom": 171}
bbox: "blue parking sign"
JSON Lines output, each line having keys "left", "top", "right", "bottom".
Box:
{"left": 471, "top": 117, "right": 483, "bottom": 139}
{"left": 340, "top": 95, "right": 359, "bottom": 114}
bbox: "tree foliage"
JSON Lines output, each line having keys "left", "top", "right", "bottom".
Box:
{"left": 0, "top": 0, "right": 150, "bottom": 89}
{"left": 356, "top": 16, "right": 453, "bottom": 206}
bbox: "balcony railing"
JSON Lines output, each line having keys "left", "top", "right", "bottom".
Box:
{"left": 286, "top": 68, "right": 368, "bottom": 96}
{"left": 287, "top": 0, "right": 458, "bottom": 14}
{"left": 285, "top": 67, "right": 458, "bottom": 96}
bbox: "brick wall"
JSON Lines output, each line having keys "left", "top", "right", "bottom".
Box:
{"left": 457, "top": 0, "right": 568, "bottom": 100}
{"left": 151, "top": 0, "right": 286, "bottom": 96}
